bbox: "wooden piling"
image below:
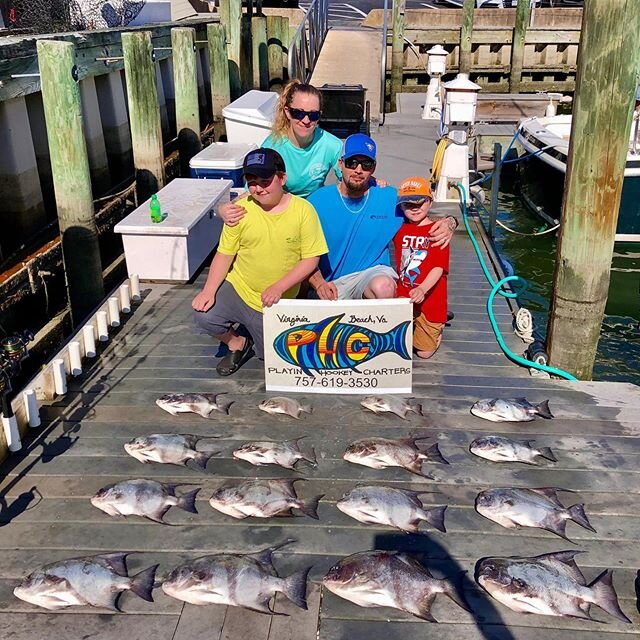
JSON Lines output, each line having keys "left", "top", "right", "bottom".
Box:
{"left": 36, "top": 40, "right": 104, "bottom": 322}
{"left": 208, "top": 22, "right": 230, "bottom": 137}
{"left": 459, "top": 0, "right": 475, "bottom": 75}
{"left": 122, "top": 31, "right": 166, "bottom": 203}
{"left": 267, "top": 15, "right": 287, "bottom": 92}
{"left": 219, "top": 0, "right": 243, "bottom": 100}
{"left": 241, "top": 15, "right": 253, "bottom": 92}
{"left": 172, "top": 27, "right": 202, "bottom": 177}
{"left": 390, "top": 0, "right": 406, "bottom": 111}
{"left": 252, "top": 16, "right": 269, "bottom": 91}
{"left": 510, "top": 0, "right": 529, "bottom": 93}
{"left": 547, "top": 0, "right": 640, "bottom": 379}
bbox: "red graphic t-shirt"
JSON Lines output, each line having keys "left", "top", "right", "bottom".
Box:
{"left": 392, "top": 220, "right": 449, "bottom": 323}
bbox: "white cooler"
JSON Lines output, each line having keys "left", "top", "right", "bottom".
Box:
{"left": 222, "top": 90, "right": 278, "bottom": 145}
{"left": 114, "top": 178, "right": 232, "bottom": 282}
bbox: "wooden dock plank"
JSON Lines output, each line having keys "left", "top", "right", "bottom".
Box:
{"left": 0, "top": 613, "right": 180, "bottom": 640}
{"left": 317, "top": 619, "right": 640, "bottom": 640}
{"left": 172, "top": 603, "right": 226, "bottom": 640}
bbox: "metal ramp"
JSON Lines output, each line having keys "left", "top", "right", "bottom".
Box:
{"left": 311, "top": 28, "right": 383, "bottom": 124}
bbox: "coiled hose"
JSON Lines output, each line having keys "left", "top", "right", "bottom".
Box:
{"left": 455, "top": 182, "right": 577, "bottom": 381}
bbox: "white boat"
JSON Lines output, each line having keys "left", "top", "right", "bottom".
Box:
{"left": 517, "top": 114, "right": 640, "bottom": 243}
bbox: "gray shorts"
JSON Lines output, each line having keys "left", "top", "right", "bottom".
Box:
{"left": 333, "top": 265, "right": 398, "bottom": 300}
{"left": 193, "top": 280, "right": 264, "bottom": 359}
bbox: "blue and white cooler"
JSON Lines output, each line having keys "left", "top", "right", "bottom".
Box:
{"left": 189, "top": 142, "right": 258, "bottom": 187}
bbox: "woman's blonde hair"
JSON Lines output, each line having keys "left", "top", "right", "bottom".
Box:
{"left": 272, "top": 80, "right": 323, "bottom": 139}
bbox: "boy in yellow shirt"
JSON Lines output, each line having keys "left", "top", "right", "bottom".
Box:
{"left": 192, "top": 148, "right": 328, "bottom": 376}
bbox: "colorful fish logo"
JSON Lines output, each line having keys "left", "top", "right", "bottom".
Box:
{"left": 273, "top": 314, "right": 411, "bottom": 375}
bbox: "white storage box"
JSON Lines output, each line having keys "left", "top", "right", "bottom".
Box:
{"left": 222, "top": 90, "right": 278, "bottom": 145}
{"left": 114, "top": 178, "right": 232, "bottom": 282}
{"left": 189, "top": 142, "right": 257, "bottom": 186}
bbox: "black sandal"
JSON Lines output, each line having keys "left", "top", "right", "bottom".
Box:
{"left": 216, "top": 337, "right": 253, "bottom": 377}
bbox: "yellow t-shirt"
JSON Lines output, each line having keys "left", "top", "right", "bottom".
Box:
{"left": 218, "top": 194, "right": 328, "bottom": 312}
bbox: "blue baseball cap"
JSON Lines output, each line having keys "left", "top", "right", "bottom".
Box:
{"left": 342, "top": 133, "right": 376, "bottom": 161}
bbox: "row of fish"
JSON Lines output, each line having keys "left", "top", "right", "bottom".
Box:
{"left": 90, "top": 477, "right": 447, "bottom": 533}
{"left": 90, "top": 476, "right": 596, "bottom": 543}
{"left": 13, "top": 544, "right": 630, "bottom": 624}
{"left": 124, "top": 431, "right": 559, "bottom": 473}
{"left": 124, "top": 433, "right": 448, "bottom": 477}
{"left": 156, "top": 393, "right": 555, "bottom": 423}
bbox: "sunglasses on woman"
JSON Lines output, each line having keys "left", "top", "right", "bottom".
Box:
{"left": 287, "top": 107, "right": 322, "bottom": 122}
{"left": 343, "top": 156, "right": 376, "bottom": 171}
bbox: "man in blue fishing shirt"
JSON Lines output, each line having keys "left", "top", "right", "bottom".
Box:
{"left": 307, "top": 134, "right": 458, "bottom": 300}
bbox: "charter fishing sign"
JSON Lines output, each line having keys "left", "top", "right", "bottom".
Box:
{"left": 264, "top": 300, "right": 413, "bottom": 394}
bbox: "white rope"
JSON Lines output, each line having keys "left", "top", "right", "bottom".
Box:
{"left": 514, "top": 308, "right": 535, "bottom": 344}
{"left": 496, "top": 219, "right": 560, "bottom": 236}
{"left": 529, "top": 367, "right": 551, "bottom": 379}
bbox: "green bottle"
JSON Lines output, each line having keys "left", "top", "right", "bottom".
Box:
{"left": 150, "top": 194, "right": 162, "bottom": 223}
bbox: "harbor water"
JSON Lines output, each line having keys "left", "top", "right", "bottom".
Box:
{"left": 478, "top": 188, "right": 640, "bottom": 384}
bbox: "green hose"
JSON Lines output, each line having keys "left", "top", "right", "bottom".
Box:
{"left": 455, "top": 182, "right": 577, "bottom": 382}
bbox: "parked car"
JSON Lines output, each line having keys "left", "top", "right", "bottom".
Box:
{"left": 436, "top": 0, "right": 582, "bottom": 7}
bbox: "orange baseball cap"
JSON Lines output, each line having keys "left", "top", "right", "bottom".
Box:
{"left": 397, "top": 176, "right": 433, "bottom": 204}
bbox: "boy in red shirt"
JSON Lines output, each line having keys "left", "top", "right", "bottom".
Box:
{"left": 393, "top": 176, "right": 450, "bottom": 359}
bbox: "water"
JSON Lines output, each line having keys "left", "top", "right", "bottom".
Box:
{"left": 477, "top": 189, "right": 640, "bottom": 384}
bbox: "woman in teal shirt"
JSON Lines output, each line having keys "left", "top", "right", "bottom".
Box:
{"left": 261, "top": 80, "right": 343, "bottom": 198}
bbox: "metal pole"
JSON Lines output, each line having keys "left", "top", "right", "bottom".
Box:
{"left": 379, "top": 0, "right": 389, "bottom": 124}
{"left": 390, "top": 0, "right": 406, "bottom": 112}
{"left": 489, "top": 142, "right": 502, "bottom": 239}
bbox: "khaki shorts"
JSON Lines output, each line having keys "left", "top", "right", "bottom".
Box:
{"left": 414, "top": 313, "right": 444, "bottom": 353}
{"left": 333, "top": 265, "right": 398, "bottom": 300}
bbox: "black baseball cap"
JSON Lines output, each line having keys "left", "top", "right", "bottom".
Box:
{"left": 242, "top": 148, "right": 286, "bottom": 179}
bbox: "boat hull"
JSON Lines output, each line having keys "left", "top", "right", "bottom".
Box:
{"left": 517, "top": 117, "right": 640, "bottom": 242}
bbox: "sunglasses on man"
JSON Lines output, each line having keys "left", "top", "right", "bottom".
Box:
{"left": 287, "top": 107, "right": 322, "bottom": 122}
{"left": 343, "top": 156, "right": 376, "bottom": 171}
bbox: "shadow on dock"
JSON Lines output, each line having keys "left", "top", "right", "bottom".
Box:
{"left": 374, "top": 532, "right": 516, "bottom": 640}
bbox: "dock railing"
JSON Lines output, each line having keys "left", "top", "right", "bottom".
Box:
{"left": 287, "top": 0, "right": 329, "bottom": 82}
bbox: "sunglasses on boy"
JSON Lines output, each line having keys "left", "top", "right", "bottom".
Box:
{"left": 287, "top": 107, "right": 322, "bottom": 122}
{"left": 343, "top": 156, "right": 376, "bottom": 171}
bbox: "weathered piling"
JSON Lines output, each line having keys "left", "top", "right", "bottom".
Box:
{"left": 241, "top": 14, "right": 254, "bottom": 92}
{"left": 252, "top": 15, "right": 269, "bottom": 91}
{"left": 36, "top": 40, "right": 104, "bottom": 322}
{"left": 219, "top": 0, "right": 243, "bottom": 99}
{"left": 390, "top": 0, "right": 406, "bottom": 111}
{"left": 547, "top": 0, "right": 640, "bottom": 379}
{"left": 172, "top": 27, "right": 202, "bottom": 176}
{"left": 510, "top": 0, "right": 529, "bottom": 93}
{"left": 208, "top": 22, "right": 230, "bottom": 136}
{"left": 459, "top": 0, "right": 475, "bottom": 75}
{"left": 267, "top": 15, "right": 288, "bottom": 92}
{"left": 122, "top": 31, "right": 166, "bottom": 204}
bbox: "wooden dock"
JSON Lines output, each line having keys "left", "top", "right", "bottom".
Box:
{"left": 2, "top": 228, "right": 640, "bottom": 638}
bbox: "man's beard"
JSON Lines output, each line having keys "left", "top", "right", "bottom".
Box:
{"left": 342, "top": 174, "right": 369, "bottom": 197}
